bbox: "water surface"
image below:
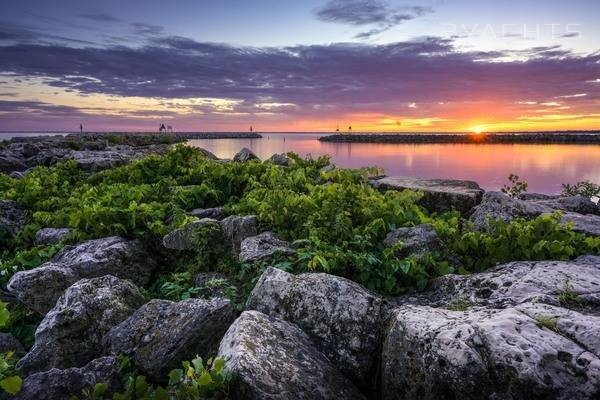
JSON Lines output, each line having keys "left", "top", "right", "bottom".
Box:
{"left": 188, "top": 133, "right": 600, "bottom": 194}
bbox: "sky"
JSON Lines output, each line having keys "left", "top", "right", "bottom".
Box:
{"left": 0, "top": 0, "right": 599, "bottom": 132}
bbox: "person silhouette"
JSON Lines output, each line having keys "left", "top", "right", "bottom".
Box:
{"left": 79, "top": 123, "right": 83, "bottom": 133}
{"left": 159, "top": 124, "right": 166, "bottom": 132}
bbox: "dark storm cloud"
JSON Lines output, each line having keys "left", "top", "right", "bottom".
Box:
{"left": 315, "top": 0, "right": 432, "bottom": 38}
{"left": 0, "top": 35, "right": 598, "bottom": 117}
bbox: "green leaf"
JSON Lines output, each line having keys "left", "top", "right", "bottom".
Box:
{"left": 135, "top": 375, "right": 148, "bottom": 397}
{"left": 213, "top": 358, "right": 225, "bottom": 373}
{"left": 168, "top": 368, "right": 183, "bottom": 386}
{"left": 0, "top": 303, "right": 10, "bottom": 328}
{"left": 92, "top": 382, "right": 107, "bottom": 400}
{"left": 0, "top": 375, "right": 22, "bottom": 395}
{"left": 192, "top": 355, "right": 204, "bottom": 372}
{"left": 153, "top": 386, "right": 169, "bottom": 400}
{"left": 198, "top": 371, "right": 213, "bottom": 386}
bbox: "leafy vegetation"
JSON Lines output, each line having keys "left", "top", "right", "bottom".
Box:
{"left": 2, "top": 146, "right": 599, "bottom": 300}
{"left": 75, "top": 355, "right": 229, "bottom": 400}
{"left": 434, "top": 212, "right": 600, "bottom": 273}
{"left": 0, "top": 303, "right": 22, "bottom": 396}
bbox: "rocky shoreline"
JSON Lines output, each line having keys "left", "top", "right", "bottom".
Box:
{"left": 2, "top": 138, "right": 600, "bottom": 399}
{"left": 319, "top": 132, "right": 600, "bottom": 144}
{"left": 0, "top": 134, "right": 185, "bottom": 175}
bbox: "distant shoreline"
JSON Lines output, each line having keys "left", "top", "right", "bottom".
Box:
{"left": 319, "top": 132, "right": 600, "bottom": 144}
{"left": 0, "top": 132, "right": 263, "bottom": 140}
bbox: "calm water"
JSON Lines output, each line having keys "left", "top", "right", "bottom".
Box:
{"left": 2, "top": 132, "right": 600, "bottom": 194}
{"left": 188, "top": 133, "right": 600, "bottom": 194}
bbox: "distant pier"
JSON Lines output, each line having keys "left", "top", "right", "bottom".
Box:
{"left": 318, "top": 132, "right": 600, "bottom": 144}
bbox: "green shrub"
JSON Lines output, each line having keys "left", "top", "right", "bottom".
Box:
{"left": 562, "top": 180, "right": 600, "bottom": 199}
{"left": 501, "top": 173, "right": 528, "bottom": 198}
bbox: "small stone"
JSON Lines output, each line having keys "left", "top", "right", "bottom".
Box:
{"left": 239, "top": 231, "right": 295, "bottom": 262}
{"left": 189, "top": 207, "right": 225, "bottom": 220}
{"left": 383, "top": 224, "right": 443, "bottom": 258}
{"left": 34, "top": 228, "right": 72, "bottom": 246}
{"left": 219, "top": 215, "right": 258, "bottom": 255}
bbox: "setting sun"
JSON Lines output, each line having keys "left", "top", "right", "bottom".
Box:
{"left": 471, "top": 126, "right": 486, "bottom": 134}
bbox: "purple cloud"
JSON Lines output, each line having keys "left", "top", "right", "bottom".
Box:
{"left": 314, "top": 0, "right": 432, "bottom": 38}
{"left": 0, "top": 33, "right": 598, "bottom": 127}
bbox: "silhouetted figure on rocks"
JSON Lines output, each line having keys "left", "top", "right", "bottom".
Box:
{"left": 250, "top": 126, "right": 253, "bottom": 133}
{"left": 159, "top": 124, "right": 166, "bottom": 133}
{"left": 79, "top": 124, "right": 83, "bottom": 134}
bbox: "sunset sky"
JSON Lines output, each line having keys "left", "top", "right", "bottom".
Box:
{"left": 0, "top": 0, "right": 599, "bottom": 132}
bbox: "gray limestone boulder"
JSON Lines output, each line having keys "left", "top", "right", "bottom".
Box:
{"left": 399, "top": 258, "right": 600, "bottom": 309}
{"left": 197, "top": 148, "right": 219, "bottom": 160}
{"left": 189, "top": 207, "right": 225, "bottom": 220}
{"left": 13, "top": 357, "right": 122, "bottom": 400}
{"left": 162, "top": 215, "right": 258, "bottom": 257}
{"left": 382, "top": 303, "right": 600, "bottom": 400}
{"left": 0, "top": 332, "right": 24, "bottom": 356}
{"left": 7, "top": 236, "right": 156, "bottom": 314}
{"left": 383, "top": 224, "right": 443, "bottom": 258}
{"left": 470, "top": 192, "right": 600, "bottom": 232}
{"left": 384, "top": 257, "right": 600, "bottom": 399}
{"left": 0, "top": 154, "right": 27, "bottom": 173}
{"left": 162, "top": 218, "right": 222, "bottom": 250}
{"left": 16, "top": 275, "right": 145, "bottom": 376}
{"left": 266, "top": 153, "right": 290, "bottom": 166}
{"left": 246, "top": 267, "right": 386, "bottom": 389}
{"left": 371, "top": 176, "right": 484, "bottom": 214}
{"left": 217, "top": 310, "right": 366, "bottom": 400}
{"left": 34, "top": 228, "right": 72, "bottom": 246}
{"left": 239, "top": 231, "right": 295, "bottom": 263}
{"left": 556, "top": 211, "right": 600, "bottom": 237}
{"left": 104, "top": 297, "right": 235, "bottom": 382}
{"left": 0, "top": 200, "right": 27, "bottom": 239}
{"left": 233, "top": 147, "right": 259, "bottom": 162}
{"left": 219, "top": 215, "right": 258, "bottom": 255}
